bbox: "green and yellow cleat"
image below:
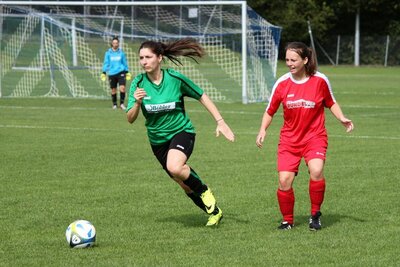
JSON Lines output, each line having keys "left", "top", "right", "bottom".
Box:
{"left": 206, "top": 208, "right": 223, "bottom": 227}
{"left": 200, "top": 188, "right": 216, "bottom": 214}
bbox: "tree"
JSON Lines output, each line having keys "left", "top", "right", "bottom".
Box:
{"left": 249, "top": 0, "right": 335, "bottom": 46}
{"left": 248, "top": 0, "right": 400, "bottom": 59}
{"left": 329, "top": 0, "right": 400, "bottom": 36}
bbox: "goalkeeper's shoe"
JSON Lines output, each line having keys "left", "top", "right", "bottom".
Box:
{"left": 309, "top": 211, "right": 322, "bottom": 231}
{"left": 277, "top": 221, "right": 293, "bottom": 230}
{"left": 200, "top": 188, "right": 216, "bottom": 214}
{"left": 126, "top": 72, "right": 132, "bottom": 81}
{"left": 206, "top": 207, "right": 223, "bottom": 227}
{"left": 100, "top": 73, "right": 106, "bottom": 81}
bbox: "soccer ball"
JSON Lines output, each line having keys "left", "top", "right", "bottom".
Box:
{"left": 65, "top": 220, "right": 96, "bottom": 248}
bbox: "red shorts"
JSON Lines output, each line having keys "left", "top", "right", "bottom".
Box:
{"left": 277, "top": 137, "right": 328, "bottom": 173}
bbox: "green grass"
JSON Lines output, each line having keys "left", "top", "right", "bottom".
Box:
{"left": 0, "top": 65, "right": 399, "bottom": 266}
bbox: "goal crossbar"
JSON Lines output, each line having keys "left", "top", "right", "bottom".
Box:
{"left": 1, "top": 1, "right": 246, "bottom": 6}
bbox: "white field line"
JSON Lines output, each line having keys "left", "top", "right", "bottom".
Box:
{"left": 1, "top": 105, "right": 399, "bottom": 139}
{"left": 328, "top": 134, "right": 400, "bottom": 140}
{"left": 357, "top": 112, "right": 399, "bottom": 117}
{"left": 1, "top": 124, "right": 399, "bottom": 140}
{"left": 1, "top": 105, "right": 397, "bottom": 119}
{"left": 1, "top": 104, "right": 399, "bottom": 112}
{"left": 343, "top": 104, "right": 399, "bottom": 109}
{"left": 234, "top": 132, "right": 400, "bottom": 140}
{"left": 0, "top": 105, "right": 102, "bottom": 111}
{"left": 0, "top": 124, "right": 135, "bottom": 133}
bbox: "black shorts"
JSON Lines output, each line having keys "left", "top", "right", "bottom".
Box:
{"left": 109, "top": 71, "right": 126, "bottom": 88}
{"left": 151, "top": 131, "right": 195, "bottom": 177}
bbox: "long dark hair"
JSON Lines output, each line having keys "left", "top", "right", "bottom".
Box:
{"left": 285, "top": 42, "right": 317, "bottom": 76}
{"left": 139, "top": 38, "right": 205, "bottom": 66}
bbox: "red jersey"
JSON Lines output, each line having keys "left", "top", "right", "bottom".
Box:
{"left": 266, "top": 71, "right": 336, "bottom": 146}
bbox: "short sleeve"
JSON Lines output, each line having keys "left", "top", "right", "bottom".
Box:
{"left": 319, "top": 74, "right": 336, "bottom": 108}
{"left": 266, "top": 84, "right": 282, "bottom": 117}
{"left": 167, "top": 69, "right": 203, "bottom": 100}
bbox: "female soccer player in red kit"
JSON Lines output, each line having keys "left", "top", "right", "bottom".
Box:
{"left": 256, "top": 42, "right": 354, "bottom": 230}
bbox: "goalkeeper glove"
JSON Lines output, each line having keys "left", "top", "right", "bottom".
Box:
{"left": 100, "top": 73, "right": 106, "bottom": 81}
{"left": 126, "top": 72, "right": 132, "bottom": 81}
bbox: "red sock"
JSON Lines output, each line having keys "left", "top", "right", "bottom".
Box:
{"left": 277, "top": 188, "right": 295, "bottom": 224}
{"left": 309, "top": 178, "right": 326, "bottom": 216}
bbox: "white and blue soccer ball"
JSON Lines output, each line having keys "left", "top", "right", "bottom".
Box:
{"left": 65, "top": 220, "right": 96, "bottom": 248}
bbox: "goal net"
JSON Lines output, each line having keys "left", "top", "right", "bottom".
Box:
{"left": 0, "top": 1, "right": 281, "bottom": 103}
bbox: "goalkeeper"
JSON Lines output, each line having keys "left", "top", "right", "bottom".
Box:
{"left": 101, "top": 37, "right": 131, "bottom": 110}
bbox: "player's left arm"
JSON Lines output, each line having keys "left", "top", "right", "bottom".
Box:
{"left": 174, "top": 69, "right": 234, "bottom": 141}
{"left": 199, "top": 94, "right": 235, "bottom": 142}
{"left": 121, "top": 52, "right": 129, "bottom": 72}
{"left": 329, "top": 103, "right": 354, "bottom": 133}
{"left": 321, "top": 76, "right": 354, "bottom": 133}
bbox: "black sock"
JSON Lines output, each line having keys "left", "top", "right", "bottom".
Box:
{"left": 183, "top": 169, "right": 207, "bottom": 195}
{"left": 120, "top": 92, "right": 125, "bottom": 105}
{"left": 212, "top": 206, "right": 220, "bottom": 215}
{"left": 186, "top": 193, "right": 206, "bottom": 212}
{"left": 111, "top": 94, "right": 117, "bottom": 105}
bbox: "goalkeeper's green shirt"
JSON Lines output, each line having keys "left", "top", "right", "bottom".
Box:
{"left": 127, "top": 68, "right": 204, "bottom": 145}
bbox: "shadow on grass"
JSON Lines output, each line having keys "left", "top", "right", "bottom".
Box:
{"left": 294, "top": 213, "right": 367, "bottom": 228}
{"left": 156, "top": 212, "right": 251, "bottom": 228}
{"left": 156, "top": 210, "right": 367, "bottom": 229}
{"left": 156, "top": 214, "right": 205, "bottom": 228}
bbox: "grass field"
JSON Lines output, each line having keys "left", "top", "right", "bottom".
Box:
{"left": 0, "top": 65, "right": 399, "bottom": 266}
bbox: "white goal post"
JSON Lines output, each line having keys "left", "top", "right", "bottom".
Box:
{"left": 0, "top": 1, "right": 281, "bottom": 103}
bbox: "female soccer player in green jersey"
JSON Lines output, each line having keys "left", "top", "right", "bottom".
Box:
{"left": 126, "top": 38, "right": 235, "bottom": 227}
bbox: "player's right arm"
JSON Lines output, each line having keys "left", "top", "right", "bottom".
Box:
{"left": 256, "top": 81, "right": 282, "bottom": 148}
{"left": 127, "top": 88, "right": 147, "bottom": 124}
{"left": 102, "top": 51, "right": 109, "bottom": 74}
{"left": 256, "top": 111, "right": 273, "bottom": 148}
{"left": 101, "top": 51, "right": 109, "bottom": 80}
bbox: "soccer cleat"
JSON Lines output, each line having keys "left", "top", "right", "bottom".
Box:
{"left": 120, "top": 103, "right": 126, "bottom": 110}
{"left": 112, "top": 105, "right": 118, "bottom": 110}
{"left": 200, "top": 188, "right": 216, "bottom": 214}
{"left": 277, "top": 221, "right": 293, "bottom": 230}
{"left": 309, "top": 211, "right": 322, "bottom": 231}
{"left": 206, "top": 208, "right": 223, "bottom": 227}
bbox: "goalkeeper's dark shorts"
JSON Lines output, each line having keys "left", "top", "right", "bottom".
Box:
{"left": 151, "top": 131, "right": 196, "bottom": 177}
{"left": 108, "top": 71, "right": 126, "bottom": 88}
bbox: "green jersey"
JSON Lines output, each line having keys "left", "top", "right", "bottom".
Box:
{"left": 127, "top": 68, "right": 204, "bottom": 145}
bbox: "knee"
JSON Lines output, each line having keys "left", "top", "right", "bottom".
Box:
{"left": 309, "top": 168, "right": 324, "bottom": 180}
{"left": 166, "top": 163, "right": 184, "bottom": 178}
{"left": 278, "top": 176, "right": 293, "bottom": 191}
{"left": 308, "top": 159, "right": 324, "bottom": 180}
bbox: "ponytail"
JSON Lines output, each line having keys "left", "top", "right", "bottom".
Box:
{"left": 305, "top": 47, "right": 317, "bottom": 76}
{"left": 139, "top": 38, "right": 205, "bottom": 66}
